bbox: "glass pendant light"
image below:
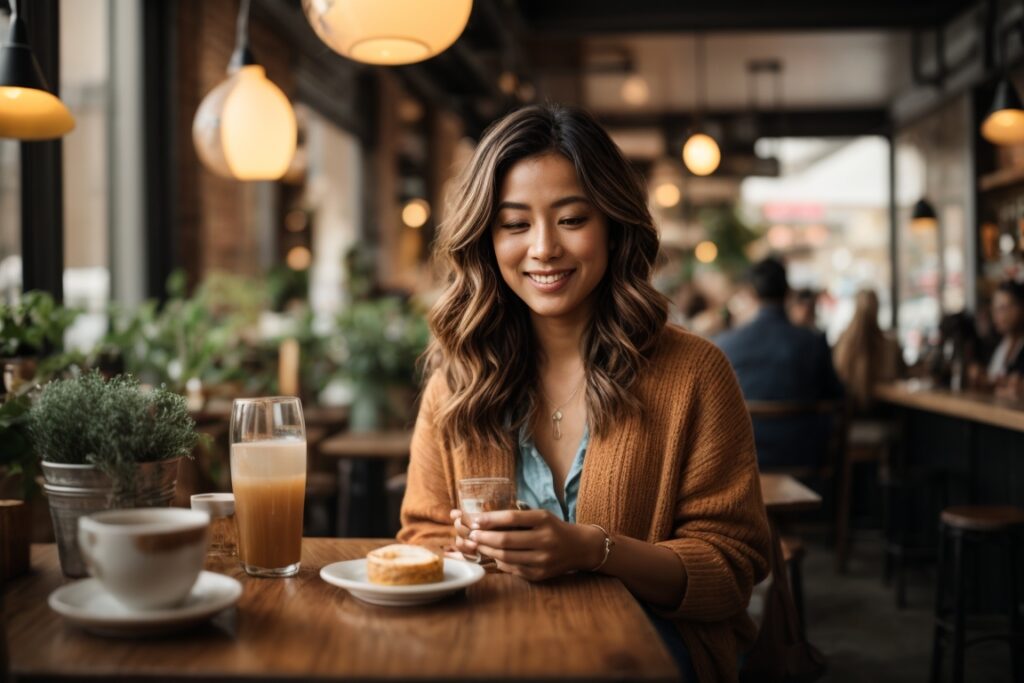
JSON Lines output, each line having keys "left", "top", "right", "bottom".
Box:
{"left": 682, "top": 35, "right": 720, "bottom": 176}
{"left": 0, "top": 0, "right": 75, "bottom": 140}
{"left": 192, "top": 0, "right": 296, "bottom": 181}
{"left": 302, "top": 0, "right": 473, "bottom": 66}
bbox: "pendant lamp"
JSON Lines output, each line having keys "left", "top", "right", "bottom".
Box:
{"left": 302, "top": 0, "right": 473, "bottom": 66}
{"left": 981, "top": 77, "right": 1024, "bottom": 146}
{"left": 682, "top": 35, "right": 720, "bottom": 176}
{"left": 192, "top": 0, "right": 296, "bottom": 181}
{"left": 911, "top": 198, "right": 938, "bottom": 232}
{"left": 0, "top": 0, "right": 75, "bottom": 140}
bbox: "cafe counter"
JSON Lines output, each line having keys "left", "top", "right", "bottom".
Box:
{"left": 874, "top": 381, "right": 1024, "bottom": 434}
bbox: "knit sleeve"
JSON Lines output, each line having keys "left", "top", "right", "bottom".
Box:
{"left": 397, "top": 373, "right": 456, "bottom": 554}
{"left": 654, "top": 345, "right": 772, "bottom": 622}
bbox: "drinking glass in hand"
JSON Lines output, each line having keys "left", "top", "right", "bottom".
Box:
{"left": 457, "top": 477, "right": 516, "bottom": 562}
{"left": 230, "top": 397, "right": 306, "bottom": 577}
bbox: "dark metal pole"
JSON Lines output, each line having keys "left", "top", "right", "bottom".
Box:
{"left": 18, "top": 0, "right": 63, "bottom": 301}
{"left": 888, "top": 131, "right": 900, "bottom": 332}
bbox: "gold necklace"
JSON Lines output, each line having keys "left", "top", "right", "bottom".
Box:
{"left": 543, "top": 376, "right": 585, "bottom": 440}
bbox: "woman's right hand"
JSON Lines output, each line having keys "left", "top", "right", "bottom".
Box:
{"left": 449, "top": 509, "right": 480, "bottom": 562}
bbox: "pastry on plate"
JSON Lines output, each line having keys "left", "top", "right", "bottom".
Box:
{"left": 366, "top": 544, "right": 444, "bottom": 585}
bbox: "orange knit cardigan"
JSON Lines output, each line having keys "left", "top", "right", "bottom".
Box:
{"left": 399, "top": 325, "right": 772, "bottom": 682}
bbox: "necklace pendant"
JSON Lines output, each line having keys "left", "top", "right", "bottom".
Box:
{"left": 552, "top": 411, "right": 563, "bottom": 440}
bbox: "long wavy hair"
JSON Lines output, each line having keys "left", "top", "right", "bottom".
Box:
{"left": 833, "top": 290, "right": 900, "bottom": 410}
{"left": 426, "top": 104, "right": 668, "bottom": 455}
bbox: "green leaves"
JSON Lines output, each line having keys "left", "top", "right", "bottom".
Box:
{"left": 0, "top": 291, "right": 79, "bottom": 357}
{"left": 336, "top": 297, "right": 429, "bottom": 387}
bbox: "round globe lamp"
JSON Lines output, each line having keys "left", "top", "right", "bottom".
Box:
{"left": 402, "top": 198, "right": 430, "bottom": 228}
{"left": 193, "top": 65, "right": 297, "bottom": 181}
{"left": 682, "top": 133, "right": 720, "bottom": 176}
{"left": 302, "top": 0, "right": 473, "bottom": 66}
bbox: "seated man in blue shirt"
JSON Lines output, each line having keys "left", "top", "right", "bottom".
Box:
{"left": 715, "top": 257, "right": 844, "bottom": 469}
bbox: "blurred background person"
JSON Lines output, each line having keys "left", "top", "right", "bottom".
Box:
{"left": 977, "top": 280, "right": 1024, "bottom": 399}
{"left": 832, "top": 289, "right": 903, "bottom": 414}
{"left": 715, "top": 258, "right": 844, "bottom": 469}
{"left": 788, "top": 287, "right": 820, "bottom": 331}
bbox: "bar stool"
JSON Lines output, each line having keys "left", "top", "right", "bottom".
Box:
{"left": 929, "top": 505, "right": 1024, "bottom": 683}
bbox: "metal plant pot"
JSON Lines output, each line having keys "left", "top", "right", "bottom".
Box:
{"left": 41, "top": 458, "right": 181, "bottom": 577}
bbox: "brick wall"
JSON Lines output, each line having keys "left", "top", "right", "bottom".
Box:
{"left": 176, "top": 0, "right": 293, "bottom": 287}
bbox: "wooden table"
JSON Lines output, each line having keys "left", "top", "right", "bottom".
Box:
{"left": 319, "top": 430, "right": 413, "bottom": 537}
{"left": 759, "top": 472, "right": 822, "bottom": 514}
{"left": 6, "top": 540, "right": 679, "bottom": 682}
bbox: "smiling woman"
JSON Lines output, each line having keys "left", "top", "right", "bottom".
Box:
{"left": 399, "top": 105, "right": 771, "bottom": 683}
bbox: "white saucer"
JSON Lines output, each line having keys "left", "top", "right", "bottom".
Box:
{"left": 320, "top": 558, "right": 485, "bottom": 607}
{"left": 48, "top": 570, "right": 242, "bottom": 637}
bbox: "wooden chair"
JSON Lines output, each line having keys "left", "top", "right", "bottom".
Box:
{"left": 747, "top": 399, "right": 846, "bottom": 635}
{"left": 745, "top": 399, "right": 847, "bottom": 506}
{"left": 835, "top": 417, "right": 897, "bottom": 573}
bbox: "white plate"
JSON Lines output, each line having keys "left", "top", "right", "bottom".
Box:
{"left": 320, "top": 558, "right": 485, "bottom": 606}
{"left": 48, "top": 570, "right": 242, "bottom": 637}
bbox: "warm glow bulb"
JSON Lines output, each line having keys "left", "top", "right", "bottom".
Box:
{"left": 192, "top": 65, "right": 297, "bottom": 181}
{"left": 981, "top": 108, "right": 1024, "bottom": 146}
{"left": 653, "top": 182, "right": 681, "bottom": 208}
{"left": 682, "top": 133, "right": 721, "bottom": 176}
{"left": 302, "top": 0, "right": 473, "bottom": 66}
{"left": 402, "top": 198, "right": 430, "bottom": 228}
{"left": 621, "top": 75, "right": 650, "bottom": 107}
{"left": 0, "top": 85, "right": 75, "bottom": 139}
{"left": 286, "top": 246, "right": 312, "bottom": 271}
{"left": 911, "top": 217, "right": 938, "bottom": 232}
{"left": 694, "top": 241, "right": 718, "bottom": 264}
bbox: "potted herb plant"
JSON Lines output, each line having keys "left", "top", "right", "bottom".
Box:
{"left": 28, "top": 372, "right": 199, "bottom": 577}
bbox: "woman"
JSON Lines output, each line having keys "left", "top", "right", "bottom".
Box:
{"left": 398, "top": 105, "right": 771, "bottom": 682}
{"left": 833, "top": 289, "right": 902, "bottom": 411}
{"left": 986, "top": 280, "right": 1024, "bottom": 397}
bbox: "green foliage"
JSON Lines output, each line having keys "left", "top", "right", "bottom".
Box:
{"left": 337, "top": 297, "right": 429, "bottom": 388}
{"left": 0, "top": 291, "right": 78, "bottom": 357}
{"left": 98, "top": 271, "right": 271, "bottom": 393}
{"left": 27, "top": 372, "right": 198, "bottom": 495}
{"left": 0, "top": 393, "right": 36, "bottom": 498}
{"left": 698, "top": 206, "right": 760, "bottom": 276}
{"left": 265, "top": 265, "right": 309, "bottom": 312}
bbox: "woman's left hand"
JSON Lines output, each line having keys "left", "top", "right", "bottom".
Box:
{"left": 458, "top": 509, "right": 603, "bottom": 581}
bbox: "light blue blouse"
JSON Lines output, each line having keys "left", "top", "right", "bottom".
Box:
{"left": 515, "top": 425, "right": 589, "bottom": 522}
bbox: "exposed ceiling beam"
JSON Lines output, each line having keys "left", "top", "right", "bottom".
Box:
{"left": 598, "top": 108, "right": 891, "bottom": 139}
{"left": 516, "top": 0, "right": 976, "bottom": 33}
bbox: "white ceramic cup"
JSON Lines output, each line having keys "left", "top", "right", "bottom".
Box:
{"left": 78, "top": 508, "right": 210, "bottom": 611}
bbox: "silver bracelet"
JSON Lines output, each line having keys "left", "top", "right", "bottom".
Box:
{"left": 587, "top": 523, "right": 615, "bottom": 572}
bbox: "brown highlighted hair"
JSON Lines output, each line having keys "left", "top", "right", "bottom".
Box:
{"left": 425, "top": 104, "right": 668, "bottom": 455}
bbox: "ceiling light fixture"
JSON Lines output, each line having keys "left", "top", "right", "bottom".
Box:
{"left": 402, "top": 198, "right": 430, "bottom": 228}
{"left": 911, "top": 198, "right": 938, "bottom": 232}
{"left": 192, "top": 0, "right": 297, "bottom": 181}
{"left": 0, "top": 0, "right": 75, "bottom": 140}
{"left": 621, "top": 74, "right": 649, "bottom": 107}
{"left": 302, "top": 0, "right": 473, "bottom": 66}
{"left": 982, "top": 16, "right": 1024, "bottom": 146}
{"left": 682, "top": 35, "right": 720, "bottom": 176}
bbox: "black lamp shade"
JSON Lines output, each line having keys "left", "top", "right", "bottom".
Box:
{"left": 0, "top": 11, "right": 75, "bottom": 139}
{"left": 990, "top": 77, "right": 1024, "bottom": 115}
{"left": 911, "top": 198, "right": 937, "bottom": 221}
{"left": 0, "top": 14, "right": 50, "bottom": 92}
{"left": 981, "top": 77, "right": 1024, "bottom": 146}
